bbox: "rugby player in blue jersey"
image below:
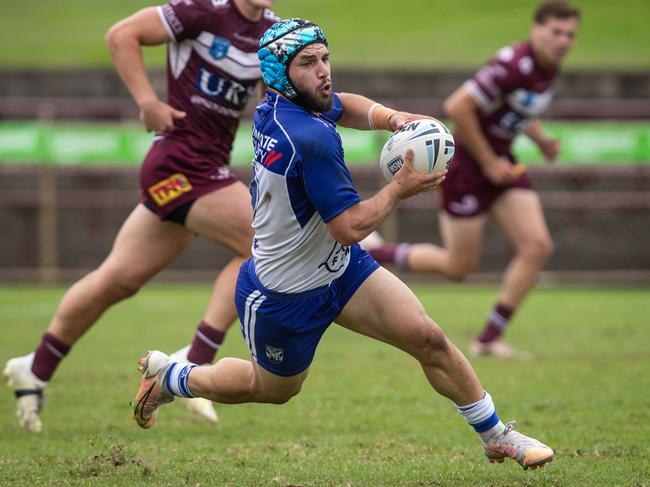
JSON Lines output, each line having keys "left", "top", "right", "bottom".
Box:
{"left": 131, "top": 18, "right": 555, "bottom": 469}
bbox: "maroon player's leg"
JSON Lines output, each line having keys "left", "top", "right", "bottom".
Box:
{"left": 47, "top": 205, "right": 194, "bottom": 347}
{"left": 363, "top": 212, "right": 486, "bottom": 281}
{"left": 3, "top": 204, "right": 195, "bottom": 431}
{"left": 470, "top": 189, "right": 553, "bottom": 358}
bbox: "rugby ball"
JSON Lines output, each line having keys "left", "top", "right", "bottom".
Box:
{"left": 379, "top": 119, "right": 455, "bottom": 182}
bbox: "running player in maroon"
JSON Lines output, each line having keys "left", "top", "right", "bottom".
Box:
{"left": 2, "top": 0, "right": 276, "bottom": 431}
{"left": 3, "top": 0, "right": 430, "bottom": 432}
{"left": 363, "top": 1, "right": 580, "bottom": 358}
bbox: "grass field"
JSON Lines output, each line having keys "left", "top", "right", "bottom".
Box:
{"left": 0, "top": 0, "right": 649, "bottom": 68}
{"left": 1, "top": 284, "right": 649, "bottom": 486}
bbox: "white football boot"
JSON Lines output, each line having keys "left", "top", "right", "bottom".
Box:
{"left": 131, "top": 350, "right": 175, "bottom": 429}
{"left": 169, "top": 345, "right": 218, "bottom": 423}
{"left": 3, "top": 353, "right": 47, "bottom": 433}
{"left": 468, "top": 339, "right": 532, "bottom": 360}
{"left": 482, "top": 420, "right": 554, "bottom": 470}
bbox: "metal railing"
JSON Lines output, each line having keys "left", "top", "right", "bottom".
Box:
{"left": 2, "top": 165, "right": 649, "bottom": 284}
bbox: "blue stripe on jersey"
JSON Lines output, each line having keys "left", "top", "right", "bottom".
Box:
{"left": 286, "top": 163, "right": 315, "bottom": 227}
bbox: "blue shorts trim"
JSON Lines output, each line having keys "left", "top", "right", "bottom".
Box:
{"left": 235, "top": 244, "right": 379, "bottom": 377}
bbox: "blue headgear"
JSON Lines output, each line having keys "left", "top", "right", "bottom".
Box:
{"left": 258, "top": 18, "right": 328, "bottom": 99}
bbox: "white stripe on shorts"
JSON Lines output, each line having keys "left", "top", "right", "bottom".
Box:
{"left": 248, "top": 294, "right": 267, "bottom": 359}
{"left": 243, "top": 290, "right": 261, "bottom": 351}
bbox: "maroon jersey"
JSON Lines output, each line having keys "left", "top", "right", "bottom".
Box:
{"left": 139, "top": 0, "right": 277, "bottom": 220}
{"left": 441, "top": 41, "right": 556, "bottom": 217}
{"left": 156, "top": 0, "right": 278, "bottom": 161}
{"left": 460, "top": 41, "right": 557, "bottom": 157}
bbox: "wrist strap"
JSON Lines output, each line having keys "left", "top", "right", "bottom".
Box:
{"left": 368, "top": 103, "right": 397, "bottom": 130}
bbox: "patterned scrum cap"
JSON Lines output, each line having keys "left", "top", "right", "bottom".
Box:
{"left": 258, "top": 18, "right": 328, "bottom": 98}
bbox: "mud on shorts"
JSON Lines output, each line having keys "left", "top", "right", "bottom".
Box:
{"left": 234, "top": 244, "right": 380, "bottom": 377}
{"left": 140, "top": 137, "right": 238, "bottom": 224}
{"left": 440, "top": 146, "right": 533, "bottom": 217}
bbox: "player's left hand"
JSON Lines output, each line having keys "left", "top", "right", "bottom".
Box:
{"left": 388, "top": 112, "right": 440, "bottom": 131}
{"left": 537, "top": 137, "right": 561, "bottom": 164}
{"left": 393, "top": 149, "right": 447, "bottom": 198}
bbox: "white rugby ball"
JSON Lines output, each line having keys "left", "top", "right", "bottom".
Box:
{"left": 379, "top": 119, "right": 455, "bottom": 182}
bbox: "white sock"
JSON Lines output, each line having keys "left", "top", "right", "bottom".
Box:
{"left": 164, "top": 362, "right": 196, "bottom": 398}
{"left": 457, "top": 391, "right": 505, "bottom": 442}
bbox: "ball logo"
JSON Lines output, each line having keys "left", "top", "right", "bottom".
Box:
{"left": 396, "top": 121, "right": 421, "bottom": 134}
{"left": 387, "top": 155, "right": 404, "bottom": 175}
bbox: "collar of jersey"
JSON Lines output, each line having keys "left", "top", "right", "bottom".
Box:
{"left": 265, "top": 89, "right": 312, "bottom": 113}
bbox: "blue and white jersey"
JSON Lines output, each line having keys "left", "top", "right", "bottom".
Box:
{"left": 249, "top": 90, "right": 360, "bottom": 293}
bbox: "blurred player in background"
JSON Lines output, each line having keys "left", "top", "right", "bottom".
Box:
{"left": 2, "top": 0, "right": 278, "bottom": 432}
{"left": 131, "top": 19, "right": 556, "bottom": 470}
{"left": 363, "top": 0, "right": 580, "bottom": 358}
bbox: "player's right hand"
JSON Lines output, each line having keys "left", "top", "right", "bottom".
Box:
{"left": 139, "top": 100, "right": 187, "bottom": 132}
{"left": 393, "top": 149, "right": 447, "bottom": 199}
{"left": 483, "top": 156, "right": 519, "bottom": 186}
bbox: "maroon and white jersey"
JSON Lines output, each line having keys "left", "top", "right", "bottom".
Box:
{"left": 156, "top": 0, "right": 278, "bottom": 162}
{"left": 461, "top": 41, "right": 558, "bottom": 156}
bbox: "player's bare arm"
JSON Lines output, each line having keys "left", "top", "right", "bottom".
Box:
{"left": 444, "top": 86, "right": 517, "bottom": 185}
{"left": 336, "top": 92, "right": 438, "bottom": 131}
{"left": 327, "top": 150, "right": 446, "bottom": 245}
{"left": 106, "top": 8, "right": 186, "bottom": 132}
{"left": 524, "top": 119, "right": 561, "bottom": 163}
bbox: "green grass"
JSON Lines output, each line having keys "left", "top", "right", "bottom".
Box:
{"left": 1, "top": 284, "right": 649, "bottom": 485}
{"left": 0, "top": 0, "right": 648, "bottom": 68}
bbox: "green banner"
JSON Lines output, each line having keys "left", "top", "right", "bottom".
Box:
{"left": 512, "top": 123, "right": 650, "bottom": 164}
{"left": 0, "top": 121, "right": 648, "bottom": 167}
